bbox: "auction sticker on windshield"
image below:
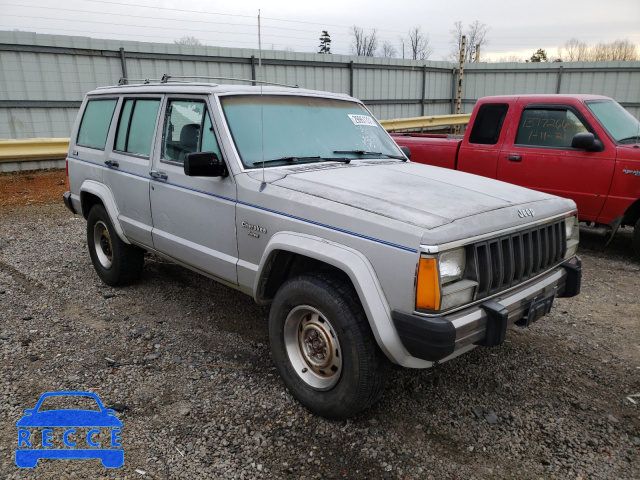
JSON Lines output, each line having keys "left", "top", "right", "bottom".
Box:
{"left": 348, "top": 114, "right": 377, "bottom": 126}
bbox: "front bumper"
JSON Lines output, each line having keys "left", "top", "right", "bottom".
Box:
{"left": 392, "top": 256, "right": 581, "bottom": 362}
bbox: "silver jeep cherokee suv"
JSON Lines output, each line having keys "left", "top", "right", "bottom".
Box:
{"left": 63, "top": 80, "right": 581, "bottom": 419}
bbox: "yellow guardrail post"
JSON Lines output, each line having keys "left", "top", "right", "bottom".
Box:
{"left": 0, "top": 138, "right": 70, "bottom": 164}
{"left": 380, "top": 113, "right": 471, "bottom": 132}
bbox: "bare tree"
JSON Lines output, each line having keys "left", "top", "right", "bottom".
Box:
{"left": 380, "top": 40, "right": 397, "bottom": 58}
{"left": 558, "top": 38, "right": 638, "bottom": 62}
{"left": 491, "top": 54, "right": 524, "bottom": 63}
{"left": 174, "top": 36, "right": 203, "bottom": 46}
{"left": 593, "top": 39, "right": 638, "bottom": 61}
{"left": 406, "top": 27, "right": 432, "bottom": 60}
{"left": 449, "top": 20, "right": 490, "bottom": 62}
{"left": 558, "top": 38, "right": 590, "bottom": 61}
{"left": 350, "top": 25, "right": 378, "bottom": 57}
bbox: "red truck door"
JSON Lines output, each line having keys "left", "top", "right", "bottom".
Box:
{"left": 457, "top": 102, "right": 512, "bottom": 178}
{"left": 498, "top": 100, "right": 615, "bottom": 222}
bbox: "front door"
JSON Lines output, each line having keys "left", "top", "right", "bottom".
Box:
{"left": 498, "top": 101, "right": 615, "bottom": 222}
{"left": 149, "top": 96, "right": 238, "bottom": 284}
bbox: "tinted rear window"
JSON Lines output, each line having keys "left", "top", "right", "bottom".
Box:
{"left": 468, "top": 103, "right": 509, "bottom": 145}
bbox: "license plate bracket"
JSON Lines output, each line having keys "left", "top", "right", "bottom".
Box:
{"left": 522, "top": 288, "right": 557, "bottom": 327}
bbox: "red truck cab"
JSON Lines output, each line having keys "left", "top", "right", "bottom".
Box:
{"left": 394, "top": 95, "right": 640, "bottom": 254}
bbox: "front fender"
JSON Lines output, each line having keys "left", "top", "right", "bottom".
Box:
{"left": 80, "top": 180, "right": 130, "bottom": 244}
{"left": 255, "top": 232, "right": 432, "bottom": 367}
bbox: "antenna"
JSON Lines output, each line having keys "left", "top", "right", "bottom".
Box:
{"left": 258, "top": 9, "right": 267, "bottom": 192}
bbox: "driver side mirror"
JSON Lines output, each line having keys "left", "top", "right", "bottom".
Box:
{"left": 571, "top": 132, "right": 604, "bottom": 152}
{"left": 184, "top": 152, "right": 228, "bottom": 177}
{"left": 399, "top": 145, "right": 412, "bottom": 160}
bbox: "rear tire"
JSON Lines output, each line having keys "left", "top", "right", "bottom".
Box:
{"left": 634, "top": 218, "right": 640, "bottom": 257}
{"left": 269, "top": 272, "right": 390, "bottom": 419}
{"left": 87, "top": 204, "right": 144, "bottom": 286}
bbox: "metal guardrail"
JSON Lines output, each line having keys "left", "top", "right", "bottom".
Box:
{"left": 0, "top": 113, "right": 470, "bottom": 170}
{"left": 0, "top": 138, "right": 69, "bottom": 164}
{"left": 379, "top": 113, "right": 471, "bottom": 132}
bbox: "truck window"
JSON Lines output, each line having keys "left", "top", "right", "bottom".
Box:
{"left": 114, "top": 99, "right": 161, "bottom": 157}
{"left": 468, "top": 103, "right": 509, "bottom": 145}
{"left": 162, "top": 100, "right": 222, "bottom": 164}
{"left": 76, "top": 99, "right": 117, "bottom": 149}
{"left": 515, "top": 108, "right": 588, "bottom": 148}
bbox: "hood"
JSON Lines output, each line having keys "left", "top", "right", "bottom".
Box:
{"left": 269, "top": 161, "right": 556, "bottom": 230}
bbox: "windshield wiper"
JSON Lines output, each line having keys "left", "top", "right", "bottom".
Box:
{"left": 253, "top": 156, "right": 351, "bottom": 166}
{"left": 617, "top": 136, "right": 640, "bottom": 145}
{"left": 333, "top": 150, "right": 406, "bottom": 160}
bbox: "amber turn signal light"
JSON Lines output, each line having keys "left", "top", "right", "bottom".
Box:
{"left": 416, "top": 257, "right": 440, "bottom": 310}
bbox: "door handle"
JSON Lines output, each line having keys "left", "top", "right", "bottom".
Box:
{"left": 149, "top": 171, "right": 168, "bottom": 181}
{"left": 506, "top": 155, "right": 522, "bottom": 162}
{"left": 104, "top": 160, "right": 119, "bottom": 168}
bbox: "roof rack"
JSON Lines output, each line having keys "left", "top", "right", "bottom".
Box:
{"left": 160, "top": 74, "right": 298, "bottom": 88}
{"left": 117, "top": 78, "right": 162, "bottom": 86}
{"left": 114, "top": 75, "right": 298, "bottom": 88}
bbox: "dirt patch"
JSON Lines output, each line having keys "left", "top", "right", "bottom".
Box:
{"left": 0, "top": 169, "right": 67, "bottom": 207}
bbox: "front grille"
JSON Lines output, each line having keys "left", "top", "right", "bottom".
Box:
{"left": 472, "top": 219, "right": 566, "bottom": 299}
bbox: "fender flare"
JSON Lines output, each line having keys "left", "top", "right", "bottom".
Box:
{"left": 255, "top": 231, "right": 431, "bottom": 367}
{"left": 80, "top": 180, "right": 130, "bottom": 244}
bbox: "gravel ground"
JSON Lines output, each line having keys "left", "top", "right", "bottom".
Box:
{"left": 0, "top": 199, "right": 639, "bottom": 480}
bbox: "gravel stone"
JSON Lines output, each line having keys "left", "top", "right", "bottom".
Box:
{"left": 0, "top": 198, "right": 639, "bottom": 479}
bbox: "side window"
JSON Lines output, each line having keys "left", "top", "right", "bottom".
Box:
{"left": 77, "top": 99, "right": 117, "bottom": 149}
{"left": 515, "top": 108, "right": 588, "bottom": 148}
{"left": 114, "top": 99, "right": 161, "bottom": 157}
{"left": 468, "top": 103, "right": 509, "bottom": 145}
{"left": 162, "top": 100, "right": 222, "bottom": 164}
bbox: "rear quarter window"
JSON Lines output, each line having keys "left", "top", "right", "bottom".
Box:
{"left": 468, "top": 103, "right": 509, "bottom": 145}
{"left": 77, "top": 98, "right": 118, "bottom": 149}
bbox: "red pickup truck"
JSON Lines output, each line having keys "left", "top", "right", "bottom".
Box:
{"left": 393, "top": 94, "right": 640, "bottom": 255}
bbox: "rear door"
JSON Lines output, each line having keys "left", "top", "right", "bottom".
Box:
{"left": 498, "top": 100, "right": 615, "bottom": 221}
{"left": 103, "top": 95, "right": 162, "bottom": 248}
{"left": 149, "top": 95, "right": 238, "bottom": 284}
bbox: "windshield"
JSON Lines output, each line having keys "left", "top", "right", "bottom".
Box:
{"left": 220, "top": 95, "right": 403, "bottom": 168}
{"left": 585, "top": 100, "right": 640, "bottom": 144}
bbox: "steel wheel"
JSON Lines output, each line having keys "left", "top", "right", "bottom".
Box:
{"left": 283, "top": 305, "right": 342, "bottom": 391}
{"left": 93, "top": 220, "right": 113, "bottom": 269}
{"left": 86, "top": 204, "right": 144, "bottom": 286}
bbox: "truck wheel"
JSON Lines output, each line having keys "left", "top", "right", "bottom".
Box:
{"left": 87, "top": 204, "right": 144, "bottom": 286}
{"left": 634, "top": 218, "right": 640, "bottom": 257}
{"left": 269, "top": 272, "right": 390, "bottom": 419}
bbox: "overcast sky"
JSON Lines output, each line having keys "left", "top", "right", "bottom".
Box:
{"left": 1, "top": 0, "right": 639, "bottom": 61}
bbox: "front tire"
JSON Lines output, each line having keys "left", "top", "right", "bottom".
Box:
{"left": 269, "top": 272, "right": 390, "bottom": 419}
{"left": 87, "top": 204, "right": 144, "bottom": 286}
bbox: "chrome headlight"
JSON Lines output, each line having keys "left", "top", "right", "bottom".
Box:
{"left": 439, "top": 248, "right": 466, "bottom": 284}
{"left": 439, "top": 247, "right": 476, "bottom": 311}
{"left": 564, "top": 214, "right": 579, "bottom": 259}
{"left": 415, "top": 247, "right": 477, "bottom": 312}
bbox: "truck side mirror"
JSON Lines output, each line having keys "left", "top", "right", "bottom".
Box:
{"left": 399, "top": 145, "right": 412, "bottom": 160}
{"left": 571, "top": 132, "right": 604, "bottom": 152}
{"left": 184, "top": 152, "right": 228, "bottom": 177}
